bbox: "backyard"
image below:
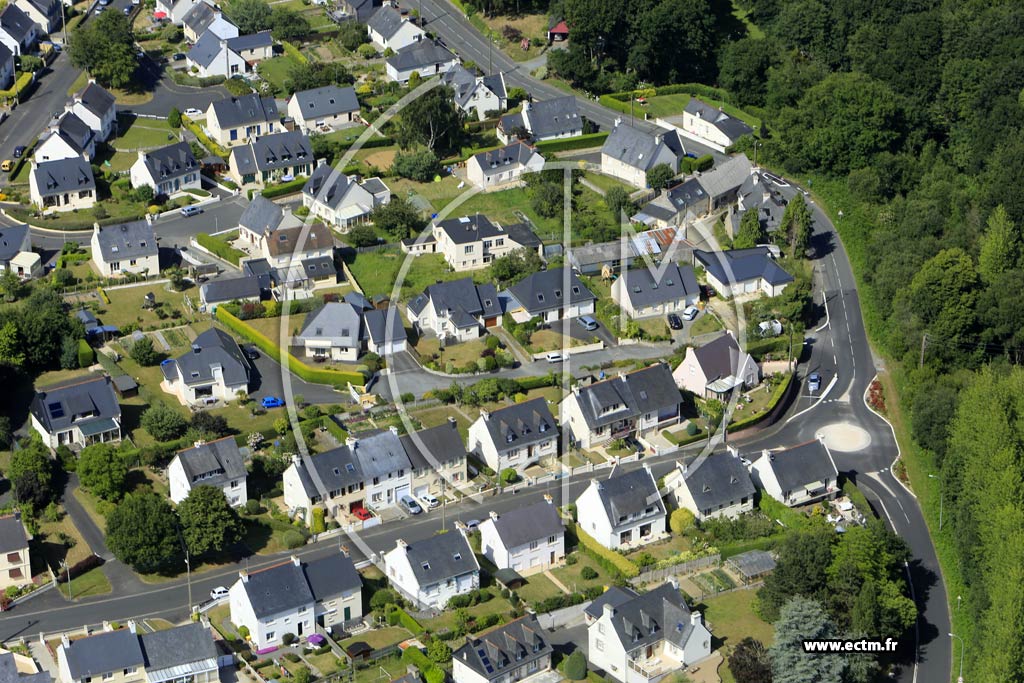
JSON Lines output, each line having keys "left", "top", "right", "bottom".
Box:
{"left": 257, "top": 55, "right": 304, "bottom": 97}
{"left": 549, "top": 552, "right": 611, "bottom": 594}
{"left": 700, "top": 588, "right": 774, "bottom": 648}
{"left": 344, "top": 252, "right": 489, "bottom": 299}
{"left": 477, "top": 13, "right": 550, "bottom": 63}
{"left": 412, "top": 337, "right": 490, "bottom": 371}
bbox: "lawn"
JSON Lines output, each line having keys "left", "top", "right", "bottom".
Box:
{"left": 115, "top": 114, "right": 176, "bottom": 150}
{"left": 420, "top": 587, "right": 512, "bottom": 633}
{"left": 352, "top": 653, "right": 407, "bottom": 683}
{"left": 35, "top": 505, "right": 93, "bottom": 567}
{"left": 701, "top": 588, "right": 774, "bottom": 648}
{"left": 582, "top": 171, "right": 632, "bottom": 195}
{"left": 691, "top": 311, "right": 724, "bottom": 336}
{"left": 638, "top": 92, "right": 761, "bottom": 130}
{"left": 549, "top": 553, "right": 610, "bottom": 594}
{"left": 244, "top": 313, "right": 309, "bottom": 343}
{"left": 92, "top": 284, "right": 199, "bottom": 332}
{"left": 257, "top": 56, "right": 302, "bottom": 97}
{"left": 478, "top": 13, "right": 550, "bottom": 63}
{"left": 528, "top": 329, "right": 593, "bottom": 352}
{"left": 340, "top": 626, "right": 411, "bottom": 651}
{"left": 409, "top": 405, "right": 472, "bottom": 440}
{"left": 306, "top": 651, "right": 343, "bottom": 675}
{"left": 456, "top": 187, "right": 562, "bottom": 243}
{"left": 413, "top": 337, "right": 490, "bottom": 370}
{"left": 513, "top": 572, "right": 565, "bottom": 605}
{"left": 388, "top": 175, "right": 468, "bottom": 212}
{"left": 65, "top": 567, "right": 113, "bottom": 599}
{"left": 344, "top": 252, "right": 489, "bottom": 299}
{"left": 626, "top": 535, "right": 693, "bottom": 563}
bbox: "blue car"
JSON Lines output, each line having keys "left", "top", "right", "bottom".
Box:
{"left": 261, "top": 396, "right": 284, "bottom": 408}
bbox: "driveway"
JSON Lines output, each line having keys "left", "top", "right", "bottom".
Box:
{"left": 247, "top": 348, "right": 348, "bottom": 405}
{"left": 549, "top": 317, "right": 616, "bottom": 347}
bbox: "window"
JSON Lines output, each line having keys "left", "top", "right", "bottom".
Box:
{"left": 123, "top": 668, "right": 136, "bottom": 675}
{"left": 298, "top": 606, "right": 307, "bottom": 614}
{"left": 464, "top": 245, "right": 474, "bottom": 254}
{"left": 266, "top": 632, "right": 275, "bottom": 640}
{"left": 529, "top": 541, "right": 538, "bottom": 550}
{"left": 595, "top": 639, "right": 604, "bottom": 652}
{"left": 102, "top": 673, "right": 113, "bottom": 680}
{"left": 6, "top": 552, "right": 19, "bottom": 563}
{"left": 129, "top": 259, "right": 137, "bottom": 267}
{"left": 548, "top": 535, "right": 556, "bottom": 544}
{"left": 373, "top": 477, "right": 380, "bottom": 485}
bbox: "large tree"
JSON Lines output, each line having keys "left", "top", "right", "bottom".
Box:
{"left": 270, "top": 8, "right": 310, "bottom": 41}
{"left": 68, "top": 11, "right": 137, "bottom": 89}
{"left": 18, "top": 288, "right": 81, "bottom": 370}
{"left": 285, "top": 61, "right": 353, "bottom": 95}
{"left": 177, "top": 486, "right": 244, "bottom": 556}
{"left": 224, "top": 0, "right": 272, "bottom": 33}
{"left": 978, "top": 205, "right": 1020, "bottom": 284}
{"left": 370, "top": 196, "right": 426, "bottom": 241}
{"left": 106, "top": 493, "right": 181, "bottom": 573}
{"left": 78, "top": 443, "right": 129, "bottom": 501}
{"left": 728, "top": 637, "right": 772, "bottom": 683}
{"left": 394, "top": 87, "right": 463, "bottom": 154}
{"left": 490, "top": 247, "right": 544, "bottom": 285}
{"left": 141, "top": 403, "right": 188, "bottom": 442}
{"left": 733, "top": 209, "right": 767, "bottom": 249}
{"left": 9, "top": 438, "right": 54, "bottom": 508}
{"left": 770, "top": 597, "right": 846, "bottom": 683}
{"left": 756, "top": 526, "right": 834, "bottom": 622}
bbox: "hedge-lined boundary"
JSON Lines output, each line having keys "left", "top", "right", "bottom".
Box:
{"left": 322, "top": 415, "right": 347, "bottom": 442}
{"left": 0, "top": 72, "right": 34, "bottom": 99}
{"left": 575, "top": 524, "right": 640, "bottom": 579}
{"left": 599, "top": 83, "right": 762, "bottom": 130}
{"left": 401, "top": 646, "right": 444, "bottom": 683}
{"left": 729, "top": 371, "right": 794, "bottom": 433}
{"left": 261, "top": 177, "right": 308, "bottom": 199}
{"left": 535, "top": 132, "right": 609, "bottom": 154}
{"left": 182, "top": 115, "right": 229, "bottom": 159}
{"left": 216, "top": 307, "right": 368, "bottom": 388}
{"left": 195, "top": 232, "right": 246, "bottom": 266}
{"left": 281, "top": 40, "right": 309, "bottom": 65}
{"left": 386, "top": 605, "right": 424, "bottom": 634}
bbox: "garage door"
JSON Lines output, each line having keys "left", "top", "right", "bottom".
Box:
{"left": 394, "top": 484, "right": 410, "bottom": 500}
{"left": 744, "top": 280, "right": 758, "bottom": 293}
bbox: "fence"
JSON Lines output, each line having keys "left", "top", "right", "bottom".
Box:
{"left": 534, "top": 601, "right": 592, "bottom": 629}
{"left": 629, "top": 554, "right": 721, "bottom": 587}
{"left": 353, "top": 243, "right": 400, "bottom": 254}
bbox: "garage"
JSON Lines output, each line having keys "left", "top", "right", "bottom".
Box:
{"left": 394, "top": 483, "right": 410, "bottom": 501}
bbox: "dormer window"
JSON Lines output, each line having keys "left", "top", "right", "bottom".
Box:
{"left": 453, "top": 552, "right": 461, "bottom": 561}
{"left": 421, "top": 562, "right": 430, "bottom": 571}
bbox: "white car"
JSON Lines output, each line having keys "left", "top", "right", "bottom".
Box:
{"left": 420, "top": 493, "right": 439, "bottom": 509}
{"left": 184, "top": 108, "right": 203, "bottom": 117}
{"left": 681, "top": 305, "right": 700, "bottom": 321}
{"left": 210, "top": 586, "right": 229, "bottom": 600}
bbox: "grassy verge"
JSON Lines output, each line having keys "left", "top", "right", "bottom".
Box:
{"left": 65, "top": 567, "right": 113, "bottom": 599}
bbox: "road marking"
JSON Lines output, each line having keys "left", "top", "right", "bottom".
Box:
{"left": 785, "top": 374, "right": 839, "bottom": 424}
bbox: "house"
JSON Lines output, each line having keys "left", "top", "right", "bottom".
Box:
{"left": 678, "top": 97, "right": 753, "bottom": 150}
{"left": 673, "top": 332, "right": 759, "bottom": 399}
{"left": 155, "top": 0, "right": 213, "bottom": 25}
{"left": 575, "top": 465, "right": 666, "bottom": 550}
{"left": 0, "top": 648, "right": 52, "bottom": 683}
{"left": 631, "top": 178, "right": 709, "bottom": 229}
{"left": 205, "top": 94, "right": 279, "bottom": 147}
{"left": 465, "top": 142, "right": 544, "bottom": 191}
{"left": 561, "top": 363, "right": 683, "bottom": 451}
{"left": 347, "top": 428, "right": 413, "bottom": 510}
{"left": 546, "top": 17, "right": 568, "bottom": 42}
{"left": 430, "top": 214, "right": 542, "bottom": 270}
{"left": 30, "top": 375, "right": 121, "bottom": 450}
{"left": 452, "top": 615, "right": 552, "bottom": 683}
{"left": 228, "top": 32, "right": 274, "bottom": 63}
{"left": 693, "top": 246, "right": 793, "bottom": 298}
{"left": 182, "top": 3, "right": 238, "bottom": 42}
{"left": 479, "top": 497, "right": 564, "bottom": 573}
{"left": 287, "top": 85, "right": 360, "bottom": 134}
{"left": 0, "top": 43, "right": 12, "bottom": 90}
{"left": 664, "top": 450, "right": 755, "bottom": 520}
{"left": 505, "top": 268, "right": 596, "bottom": 323}
{"left": 91, "top": 222, "right": 160, "bottom": 278}
{"left": 367, "top": 6, "right": 423, "bottom": 52}
{"left": 383, "top": 529, "right": 479, "bottom": 609}
{"left": 399, "top": 419, "right": 468, "bottom": 500}
{"left": 567, "top": 239, "right": 636, "bottom": 276}
{"left": 168, "top": 437, "right": 248, "bottom": 506}
{"left": 11, "top": 0, "right": 56, "bottom": 34}
{"left": 406, "top": 278, "right": 502, "bottom": 341}
{"left": 0, "top": 514, "right": 30, "bottom": 589}
{"left": 228, "top": 130, "right": 314, "bottom": 187}
{"left": 237, "top": 197, "right": 334, "bottom": 271}
{"left": 497, "top": 96, "right": 582, "bottom": 144}
{"left": 130, "top": 142, "right": 201, "bottom": 197}
{"left": 186, "top": 31, "right": 246, "bottom": 78}
{"left": 611, "top": 263, "right": 699, "bottom": 320}
{"left": 600, "top": 122, "right": 686, "bottom": 189}
{"left": 442, "top": 65, "right": 507, "bottom": 121}
{"left": 301, "top": 161, "right": 390, "bottom": 229}
{"left": 160, "top": 328, "right": 251, "bottom": 406}
{"left": 362, "top": 307, "right": 407, "bottom": 356}
{"left": 728, "top": 171, "right": 787, "bottom": 239}
{"left": 751, "top": 439, "right": 839, "bottom": 507}
{"left": 199, "top": 276, "right": 262, "bottom": 310}
{"left": 137, "top": 623, "right": 219, "bottom": 683}
{"left": 29, "top": 158, "right": 95, "bottom": 213}
{"left": 338, "top": 0, "right": 381, "bottom": 22}
{"left": 695, "top": 154, "right": 751, "bottom": 210}
{"left": 34, "top": 112, "right": 95, "bottom": 163}
{"left": 0, "top": 4, "right": 37, "bottom": 56}
{"left": 0, "top": 224, "right": 41, "bottom": 279}
{"left": 229, "top": 553, "right": 363, "bottom": 649}
{"left": 295, "top": 302, "right": 365, "bottom": 362}
{"left": 467, "top": 397, "right": 557, "bottom": 475}
{"left": 70, "top": 80, "right": 117, "bottom": 142}
{"left": 385, "top": 40, "right": 459, "bottom": 84}
{"left": 586, "top": 582, "right": 711, "bottom": 683}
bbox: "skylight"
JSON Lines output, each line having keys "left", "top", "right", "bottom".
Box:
{"left": 47, "top": 401, "right": 64, "bottom": 419}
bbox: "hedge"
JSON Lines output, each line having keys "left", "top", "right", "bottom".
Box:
{"left": 598, "top": 83, "right": 761, "bottom": 130}
{"left": 261, "top": 177, "right": 308, "bottom": 199}
{"left": 387, "top": 606, "right": 424, "bottom": 634}
{"left": 195, "top": 233, "right": 246, "bottom": 266}
{"left": 517, "top": 374, "right": 558, "bottom": 391}
{"left": 322, "top": 415, "right": 347, "bottom": 442}
{"left": 0, "top": 72, "right": 33, "bottom": 99}
{"left": 535, "top": 132, "right": 609, "bottom": 155}
{"left": 182, "top": 116, "right": 229, "bottom": 159}
{"left": 744, "top": 334, "right": 793, "bottom": 360}
{"left": 281, "top": 40, "right": 309, "bottom": 65}
{"left": 679, "top": 154, "right": 714, "bottom": 174}
{"left": 728, "top": 371, "right": 794, "bottom": 433}
{"left": 574, "top": 524, "right": 640, "bottom": 578}
{"left": 216, "top": 307, "right": 368, "bottom": 387}
{"left": 56, "top": 251, "right": 90, "bottom": 268}
{"left": 77, "top": 339, "right": 95, "bottom": 368}
{"left": 170, "top": 71, "right": 227, "bottom": 88}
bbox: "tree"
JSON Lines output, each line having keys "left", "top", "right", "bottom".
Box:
{"left": 164, "top": 265, "right": 187, "bottom": 291}
{"left": 395, "top": 87, "right": 463, "bottom": 154}
{"left": 285, "top": 61, "right": 353, "bottom": 95}
{"left": 189, "top": 412, "right": 230, "bottom": 439}
{"left": 780, "top": 193, "right": 812, "bottom": 257}
{"left": 60, "top": 335, "right": 80, "bottom": 370}
{"left": 563, "top": 651, "right": 586, "bottom": 680}
{"left": 898, "top": 248, "right": 979, "bottom": 356}
{"left": 769, "top": 597, "right": 845, "bottom": 683}
{"left": 728, "top": 637, "right": 772, "bottom": 683}
{"left": 293, "top": 668, "right": 311, "bottom": 683}
{"left": 0, "top": 270, "right": 23, "bottom": 303}
{"left": 719, "top": 37, "right": 775, "bottom": 107}
{"left": 604, "top": 186, "right": 634, "bottom": 223}
{"left": 78, "top": 443, "right": 129, "bottom": 501}
{"left": 168, "top": 107, "right": 182, "bottom": 128}
{"left": 141, "top": 403, "right": 188, "bottom": 441}
{"left": 669, "top": 508, "right": 695, "bottom": 535}
{"left": 337, "top": 21, "right": 369, "bottom": 51}
{"left": 177, "top": 486, "right": 244, "bottom": 556}
{"left": 978, "top": 205, "right": 1020, "bottom": 284}
{"left": 129, "top": 336, "right": 160, "bottom": 366}
{"left": 270, "top": 8, "right": 310, "bottom": 41}
{"left": 733, "top": 209, "right": 766, "bottom": 249}
{"left": 19, "top": 288, "right": 80, "bottom": 370}
{"left": 0, "top": 321, "right": 23, "bottom": 366}
{"left": 490, "top": 247, "right": 544, "bottom": 285}
{"left": 9, "top": 439, "right": 54, "bottom": 507}
{"left": 68, "top": 11, "right": 138, "bottom": 88}
{"left": 391, "top": 148, "right": 441, "bottom": 182}
{"left": 756, "top": 527, "right": 834, "bottom": 622}
{"left": 346, "top": 224, "right": 379, "bottom": 247}
{"left": 646, "top": 163, "right": 675, "bottom": 190}
{"left": 527, "top": 177, "right": 563, "bottom": 218}
{"left": 224, "top": 0, "right": 272, "bottom": 33}
{"left": 426, "top": 639, "right": 451, "bottom": 664}
{"left": 371, "top": 196, "right": 427, "bottom": 241}
{"left": 106, "top": 492, "right": 180, "bottom": 573}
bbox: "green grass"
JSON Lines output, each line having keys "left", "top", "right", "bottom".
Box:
{"left": 340, "top": 627, "right": 411, "bottom": 651}
{"left": 514, "top": 572, "right": 565, "bottom": 605}
{"left": 414, "top": 337, "right": 490, "bottom": 370}
{"left": 701, "top": 589, "right": 774, "bottom": 648}
{"left": 582, "top": 171, "right": 632, "bottom": 195}
{"left": 691, "top": 311, "right": 724, "bottom": 336}
{"left": 94, "top": 285, "right": 199, "bottom": 331}
{"left": 345, "top": 252, "right": 489, "bottom": 299}
{"left": 306, "top": 651, "right": 343, "bottom": 675}
{"left": 420, "top": 587, "right": 512, "bottom": 632}
{"left": 65, "top": 567, "right": 113, "bottom": 599}
{"left": 612, "top": 91, "right": 761, "bottom": 131}
{"left": 456, "top": 187, "right": 562, "bottom": 242}
{"left": 257, "top": 55, "right": 302, "bottom": 97}
{"left": 115, "top": 115, "right": 176, "bottom": 150}
{"left": 409, "top": 405, "right": 472, "bottom": 440}
{"left": 731, "top": 4, "right": 765, "bottom": 39}
{"left": 549, "top": 553, "right": 609, "bottom": 593}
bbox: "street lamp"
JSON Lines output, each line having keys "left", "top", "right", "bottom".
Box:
{"left": 928, "top": 474, "right": 943, "bottom": 530}
{"left": 949, "top": 632, "right": 964, "bottom": 683}
{"left": 60, "top": 560, "right": 72, "bottom": 601}
{"left": 184, "top": 551, "right": 192, "bottom": 613}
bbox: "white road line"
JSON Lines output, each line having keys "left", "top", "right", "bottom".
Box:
{"left": 785, "top": 374, "right": 839, "bottom": 424}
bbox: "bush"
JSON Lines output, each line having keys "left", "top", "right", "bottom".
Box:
{"left": 238, "top": 625, "right": 250, "bottom": 639}
{"left": 500, "top": 468, "right": 518, "bottom": 485}
{"left": 575, "top": 525, "right": 639, "bottom": 579}
{"left": 261, "top": 177, "right": 308, "bottom": 199}
{"left": 311, "top": 507, "right": 326, "bottom": 534}
{"left": 534, "top": 132, "right": 609, "bottom": 154}
{"left": 670, "top": 508, "right": 696, "bottom": 536}
{"left": 168, "top": 107, "right": 182, "bottom": 128}
{"left": 282, "top": 633, "right": 297, "bottom": 646}
{"left": 580, "top": 566, "right": 598, "bottom": 580}
{"left": 370, "top": 587, "right": 401, "bottom": 611}
{"left": 129, "top": 336, "right": 160, "bottom": 366}
{"left": 282, "top": 530, "right": 306, "bottom": 549}
{"left": 563, "top": 651, "right": 587, "bottom": 680}
{"left": 77, "top": 339, "right": 95, "bottom": 368}
{"left": 195, "top": 233, "right": 245, "bottom": 265}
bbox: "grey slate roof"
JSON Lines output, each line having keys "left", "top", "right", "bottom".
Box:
{"left": 174, "top": 436, "right": 246, "bottom": 489}
{"left": 172, "top": 327, "right": 250, "bottom": 386}
{"left": 481, "top": 73, "right": 506, "bottom": 100}
{"left": 361, "top": 177, "right": 389, "bottom": 195}
{"left": 763, "top": 440, "right": 838, "bottom": 493}
{"left": 297, "top": 302, "right": 362, "bottom": 348}
{"left": 470, "top": 142, "right": 540, "bottom": 177}
{"left": 239, "top": 195, "right": 288, "bottom": 236}
{"left": 398, "top": 530, "right": 478, "bottom": 585}
{"left": 292, "top": 85, "right": 359, "bottom": 120}
{"left": 441, "top": 66, "right": 504, "bottom": 110}
{"left": 0, "top": 515, "right": 28, "bottom": 554}
{"left": 694, "top": 247, "right": 793, "bottom": 287}
{"left": 571, "top": 363, "right": 681, "bottom": 430}
{"left": 76, "top": 82, "right": 116, "bottom": 121}
{"left": 680, "top": 453, "right": 755, "bottom": 512}
{"left": 240, "top": 559, "right": 315, "bottom": 618}
{"left": 227, "top": 31, "right": 272, "bottom": 52}
{"left": 567, "top": 239, "right": 632, "bottom": 268}
{"left": 583, "top": 586, "right": 636, "bottom": 620}
{"left": 345, "top": 291, "right": 372, "bottom": 311}
{"left": 210, "top": 94, "right": 279, "bottom": 130}
{"left": 589, "top": 466, "right": 665, "bottom": 528}
{"left": 139, "top": 142, "right": 198, "bottom": 185}
{"left": 32, "top": 158, "right": 95, "bottom": 196}
{"left": 507, "top": 268, "right": 595, "bottom": 315}
{"left": 399, "top": 419, "right": 464, "bottom": 471}
{"left": 302, "top": 552, "right": 362, "bottom": 599}
{"left": 684, "top": 98, "right": 753, "bottom": 141}
{"left": 94, "top": 222, "right": 158, "bottom": 264}
{"left": 478, "top": 396, "right": 555, "bottom": 454}
{"left": 503, "top": 96, "right": 580, "bottom": 140}
{"left": 0, "top": 5, "right": 35, "bottom": 43}
{"left": 696, "top": 153, "right": 751, "bottom": 200}
{"left": 486, "top": 500, "right": 563, "bottom": 550}
{"left": 187, "top": 30, "right": 224, "bottom": 68}
{"left": 19, "top": 0, "right": 59, "bottom": 25}
{"left": 690, "top": 333, "right": 750, "bottom": 384}
{"left": 637, "top": 178, "right": 708, "bottom": 223}
{"left": 302, "top": 255, "right": 337, "bottom": 279}
{"left": 0, "top": 224, "right": 28, "bottom": 262}
{"left": 600, "top": 582, "right": 698, "bottom": 653}
{"left": 182, "top": 2, "right": 217, "bottom": 33}
{"left": 302, "top": 164, "right": 365, "bottom": 211}
{"left": 232, "top": 130, "right": 312, "bottom": 174}
{"left": 453, "top": 615, "right": 551, "bottom": 681}
{"left": 367, "top": 6, "right": 406, "bottom": 40}
{"left": 407, "top": 277, "right": 501, "bottom": 321}
{"left": 293, "top": 445, "right": 362, "bottom": 500}
{"left": 601, "top": 123, "right": 683, "bottom": 172}
{"left": 434, "top": 214, "right": 539, "bottom": 247}
{"left": 363, "top": 307, "right": 406, "bottom": 348}
{"left": 0, "top": 43, "right": 11, "bottom": 72}
{"left": 616, "top": 263, "right": 698, "bottom": 310}
{"left": 349, "top": 428, "right": 411, "bottom": 482}
{"left": 29, "top": 375, "right": 120, "bottom": 436}
{"left": 61, "top": 629, "right": 144, "bottom": 679}
{"left": 200, "top": 276, "right": 261, "bottom": 304}
{"left": 138, "top": 623, "right": 216, "bottom": 672}
{"left": 0, "top": 651, "right": 51, "bottom": 683}
{"left": 386, "top": 40, "right": 456, "bottom": 72}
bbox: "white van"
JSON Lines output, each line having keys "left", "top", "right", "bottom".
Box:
{"left": 545, "top": 352, "right": 562, "bottom": 363}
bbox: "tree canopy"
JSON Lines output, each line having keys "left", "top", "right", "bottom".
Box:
{"left": 68, "top": 11, "right": 137, "bottom": 88}
{"left": 106, "top": 493, "right": 180, "bottom": 573}
{"left": 177, "top": 486, "right": 244, "bottom": 556}
{"left": 78, "top": 443, "right": 129, "bottom": 501}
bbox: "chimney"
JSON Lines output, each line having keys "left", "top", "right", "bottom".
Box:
{"left": 317, "top": 158, "right": 327, "bottom": 168}
{"left": 291, "top": 555, "right": 301, "bottom": 567}
{"left": 292, "top": 453, "right": 302, "bottom": 467}
{"left": 480, "top": 409, "right": 490, "bottom": 421}
{"left": 603, "top": 603, "right": 615, "bottom": 620}
{"left": 219, "top": 38, "right": 227, "bottom": 49}
{"left": 126, "top": 620, "right": 137, "bottom": 634}
{"left": 347, "top": 436, "right": 359, "bottom": 449}
{"left": 447, "top": 417, "right": 457, "bottom": 429}
{"left": 64, "top": 103, "right": 73, "bottom": 115}
{"left": 138, "top": 150, "right": 147, "bottom": 163}
{"left": 618, "top": 371, "right": 627, "bottom": 382}
{"left": 88, "top": 78, "right": 96, "bottom": 85}
{"left": 102, "top": 621, "right": 111, "bottom": 632}
{"left": 543, "top": 493, "right": 553, "bottom": 505}
{"left": 213, "top": 9, "right": 221, "bottom": 19}
{"left": 667, "top": 577, "right": 679, "bottom": 591}
{"left": 690, "top": 611, "right": 702, "bottom": 626}
{"left": 239, "top": 570, "right": 248, "bottom": 583}
{"left": 727, "top": 444, "right": 738, "bottom": 458}
{"left": 193, "top": 439, "right": 205, "bottom": 448}
{"left": 396, "top": 538, "right": 408, "bottom": 550}
{"left": 488, "top": 510, "right": 498, "bottom": 521}
{"left": 60, "top": 633, "right": 70, "bottom": 649}
{"left": 389, "top": 425, "right": 399, "bottom": 436}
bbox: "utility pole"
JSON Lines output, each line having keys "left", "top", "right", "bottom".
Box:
{"left": 185, "top": 551, "right": 192, "bottom": 612}
{"left": 919, "top": 333, "right": 928, "bottom": 368}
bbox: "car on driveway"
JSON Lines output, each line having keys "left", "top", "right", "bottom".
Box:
{"left": 667, "top": 313, "right": 683, "bottom": 330}
{"left": 352, "top": 507, "right": 372, "bottom": 521}
{"left": 210, "top": 586, "right": 229, "bottom": 600}
{"left": 807, "top": 372, "right": 821, "bottom": 393}
{"left": 184, "top": 107, "right": 203, "bottom": 116}
{"left": 420, "top": 493, "right": 439, "bottom": 509}
{"left": 576, "top": 315, "right": 599, "bottom": 331}
{"left": 261, "top": 396, "right": 284, "bottom": 408}
{"left": 172, "top": 52, "right": 187, "bottom": 61}
{"left": 242, "top": 345, "right": 259, "bottom": 361}
{"left": 399, "top": 495, "right": 422, "bottom": 515}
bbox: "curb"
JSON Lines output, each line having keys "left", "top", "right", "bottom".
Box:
{"left": 862, "top": 373, "right": 916, "bottom": 499}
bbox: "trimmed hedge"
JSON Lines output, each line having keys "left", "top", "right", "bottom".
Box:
{"left": 744, "top": 334, "right": 794, "bottom": 360}
{"left": 281, "top": 40, "right": 309, "bottom": 65}
{"left": 535, "top": 132, "right": 609, "bottom": 155}
{"left": 195, "top": 232, "right": 246, "bottom": 265}
{"left": 216, "top": 307, "right": 368, "bottom": 387}
{"left": 0, "top": 72, "right": 33, "bottom": 98}
{"left": 261, "top": 177, "right": 308, "bottom": 199}
{"left": 56, "top": 251, "right": 90, "bottom": 268}
{"left": 598, "top": 83, "right": 761, "bottom": 130}
{"left": 728, "top": 371, "right": 793, "bottom": 432}
{"left": 386, "top": 606, "right": 424, "bottom": 634}
{"left": 517, "top": 374, "right": 558, "bottom": 391}
{"left": 574, "top": 524, "right": 640, "bottom": 578}
{"left": 322, "top": 415, "right": 347, "bottom": 442}
{"left": 182, "top": 116, "right": 229, "bottom": 158}
{"left": 77, "top": 339, "right": 95, "bottom": 368}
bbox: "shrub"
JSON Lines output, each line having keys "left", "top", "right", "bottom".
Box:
{"left": 575, "top": 525, "right": 639, "bottom": 578}
{"left": 77, "top": 339, "right": 95, "bottom": 368}
{"left": 580, "top": 566, "right": 598, "bottom": 580}
{"left": 282, "top": 633, "right": 297, "bottom": 646}
{"left": 563, "top": 651, "right": 587, "bottom": 680}
{"left": 283, "top": 653, "right": 300, "bottom": 663}
{"left": 238, "top": 625, "right": 250, "bottom": 639}
{"left": 168, "top": 107, "right": 182, "bottom": 128}
{"left": 282, "top": 530, "right": 306, "bottom": 549}
{"left": 311, "top": 507, "right": 326, "bottom": 534}
{"left": 370, "top": 588, "right": 401, "bottom": 610}
{"left": 670, "top": 508, "right": 696, "bottom": 536}
{"left": 500, "top": 468, "right": 519, "bottom": 484}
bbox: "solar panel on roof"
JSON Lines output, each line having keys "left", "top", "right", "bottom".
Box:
{"left": 47, "top": 401, "right": 64, "bottom": 419}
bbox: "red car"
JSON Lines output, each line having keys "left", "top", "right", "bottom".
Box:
{"left": 352, "top": 507, "right": 372, "bottom": 521}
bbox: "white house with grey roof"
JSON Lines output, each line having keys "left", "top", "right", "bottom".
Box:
{"left": 168, "top": 436, "right": 248, "bottom": 506}
{"left": 673, "top": 332, "right": 759, "bottom": 399}
{"left": 182, "top": 3, "right": 237, "bottom": 42}
{"left": 601, "top": 122, "right": 686, "bottom": 189}
{"left": 155, "top": 0, "right": 212, "bottom": 25}
{"left": 187, "top": 31, "right": 267, "bottom": 78}
{"left": 586, "top": 582, "right": 711, "bottom": 683}
{"left": 400, "top": 419, "right": 468, "bottom": 500}
{"left": 695, "top": 153, "right": 751, "bottom": 210}
{"left": 229, "top": 552, "right": 363, "bottom": 648}
{"left": 130, "top": 142, "right": 201, "bottom": 197}
{"left": 406, "top": 277, "right": 502, "bottom": 341}
{"left": 160, "top": 328, "right": 251, "bottom": 406}
{"left": 693, "top": 246, "right": 793, "bottom": 298}
{"left": 632, "top": 178, "right": 709, "bottom": 230}
{"left": 479, "top": 497, "right": 564, "bottom": 574}
{"left": 505, "top": 268, "right": 596, "bottom": 323}
{"left": 430, "top": 214, "right": 542, "bottom": 270}
{"left": 0, "top": 4, "right": 38, "bottom": 56}
{"left": 57, "top": 626, "right": 145, "bottom": 683}
{"left": 672, "top": 97, "right": 754, "bottom": 151}
{"left": 301, "top": 161, "right": 390, "bottom": 229}
{"left": 384, "top": 528, "right": 479, "bottom": 609}
{"left": 30, "top": 158, "right": 96, "bottom": 213}
{"left": 91, "top": 222, "right": 159, "bottom": 278}
{"left": 385, "top": 40, "right": 459, "bottom": 84}
{"left": 34, "top": 112, "right": 95, "bottom": 163}
{"left": 465, "top": 142, "right": 544, "bottom": 191}
{"left": 228, "top": 130, "right": 314, "bottom": 188}
{"left": 561, "top": 363, "right": 683, "bottom": 451}
{"left": 750, "top": 439, "right": 839, "bottom": 507}
{"left": 442, "top": 65, "right": 507, "bottom": 121}
{"left": 575, "top": 465, "right": 666, "bottom": 550}
{"left": 0, "top": 514, "right": 31, "bottom": 590}
{"left": 497, "top": 96, "right": 582, "bottom": 144}
{"left": 0, "top": 645, "right": 51, "bottom": 683}
{"left": 12, "top": 0, "right": 58, "bottom": 33}
{"left": 70, "top": 80, "right": 117, "bottom": 142}
{"left": 728, "top": 171, "right": 788, "bottom": 239}
{"left": 199, "top": 276, "right": 262, "bottom": 310}
{"left": 0, "top": 224, "right": 40, "bottom": 280}
{"left": 664, "top": 449, "right": 755, "bottom": 521}
{"left": 287, "top": 85, "right": 360, "bottom": 134}
{"left": 367, "top": 6, "right": 423, "bottom": 52}
{"left": 610, "top": 263, "right": 699, "bottom": 320}
{"left": 467, "top": 397, "right": 557, "bottom": 476}
{"left": 30, "top": 375, "right": 121, "bottom": 449}
{"left": 204, "top": 94, "right": 279, "bottom": 148}
{"left": 452, "top": 615, "right": 552, "bottom": 683}
{"left": 295, "top": 302, "right": 364, "bottom": 362}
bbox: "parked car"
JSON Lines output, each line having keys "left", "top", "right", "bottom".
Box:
{"left": 399, "top": 495, "right": 422, "bottom": 515}
{"left": 180, "top": 205, "right": 202, "bottom": 217}
{"left": 172, "top": 52, "right": 187, "bottom": 61}
{"left": 807, "top": 372, "right": 821, "bottom": 393}
{"left": 576, "top": 315, "right": 599, "bottom": 331}
{"left": 352, "top": 507, "right": 372, "bottom": 521}
{"left": 261, "top": 396, "right": 284, "bottom": 408}
{"left": 12, "top": 146, "right": 25, "bottom": 159}
{"left": 243, "top": 345, "right": 259, "bottom": 361}
{"left": 184, "top": 107, "right": 203, "bottom": 116}
{"left": 210, "top": 586, "right": 229, "bottom": 600}
{"left": 0, "top": 160, "right": 13, "bottom": 173}
{"left": 420, "top": 493, "right": 439, "bottom": 509}
{"left": 545, "top": 352, "right": 562, "bottom": 363}
{"left": 681, "top": 305, "right": 700, "bottom": 322}
{"left": 465, "top": 519, "right": 480, "bottom": 530}
{"left": 123, "top": 7, "right": 131, "bottom": 14}
{"left": 666, "top": 313, "right": 683, "bottom": 330}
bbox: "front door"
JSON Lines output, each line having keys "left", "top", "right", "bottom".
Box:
{"left": 344, "top": 606, "right": 351, "bottom": 621}
{"left": 297, "top": 621, "right": 303, "bottom": 636}
{"left": 646, "top": 645, "right": 653, "bottom": 659}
